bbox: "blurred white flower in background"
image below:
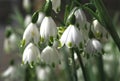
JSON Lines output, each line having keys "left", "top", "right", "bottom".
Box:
{"left": 24, "top": 14, "right": 31, "bottom": 27}
{"left": 23, "top": 23, "right": 40, "bottom": 46}
{"left": 40, "top": 16, "right": 57, "bottom": 42}
{"left": 51, "top": 0, "right": 61, "bottom": 13}
{"left": 4, "top": 33, "right": 18, "bottom": 53}
{"left": 36, "top": 66, "right": 51, "bottom": 81}
{"left": 22, "top": 43, "right": 40, "bottom": 64}
{"left": 23, "top": 0, "right": 31, "bottom": 12}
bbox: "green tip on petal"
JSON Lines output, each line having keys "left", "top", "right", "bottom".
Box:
{"left": 58, "top": 41, "right": 63, "bottom": 48}
{"left": 50, "top": 36, "right": 54, "bottom": 43}
{"left": 68, "top": 42, "right": 72, "bottom": 48}
{"left": 40, "top": 37, "right": 44, "bottom": 43}
{"left": 20, "top": 39, "right": 26, "bottom": 47}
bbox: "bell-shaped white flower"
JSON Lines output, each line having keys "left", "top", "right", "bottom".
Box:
{"left": 85, "top": 39, "right": 102, "bottom": 55}
{"left": 23, "top": 0, "right": 31, "bottom": 11}
{"left": 36, "top": 66, "right": 51, "bottom": 81}
{"left": 37, "top": 12, "right": 45, "bottom": 26}
{"left": 41, "top": 46, "right": 60, "bottom": 66}
{"left": 24, "top": 14, "right": 31, "bottom": 27}
{"left": 22, "top": 43, "right": 40, "bottom": 64}
{"left": 60, "top": 25, "right": 83, "bottom": 48}
{"left": 93, "top": 19, "right": 108, "bottom": 42}
{"left": 40, "top": 16, "right": 57, "bottom": 42}
{"left": 51, "top": 0, "right": 61, "bottom": 13}
{"left": 23, "top": 23, "right": 40, "bottom": 46}
{"left": 74, "top": 8, "right": 87, "bottom": 28}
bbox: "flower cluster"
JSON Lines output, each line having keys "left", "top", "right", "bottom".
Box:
{"left": 21, "top": 0, "right": 108, "bottom": 67}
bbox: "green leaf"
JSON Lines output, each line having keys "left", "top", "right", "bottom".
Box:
{"left": 32, "top": 11, "right": 39, "bottom": 23}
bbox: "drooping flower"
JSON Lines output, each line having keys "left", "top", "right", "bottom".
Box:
{"left": 40, "top": 16, "right": 57, "bottom": 42}
{"left": 22, "top": 43, "right": 40, "bottom": 64}
{"left": 60, "top": 24, "right": 83, "bottom": 48}
{"left": 41, "top": 46, "right": 60, "bottom": 67}
{"left": 93, "top": 19, "right": 108, "bottom": 42}
{"left": 36, "top": 66, "right": 51, "bottom": 81}
{"left": 22, "top": 23, "right": 40, "bottom": 46}
{"left": 36, "top": 12, "right": 45, "bottom": 26}
{"left": 24, "top": 14, "right": 31, "bottom": 27}
{"left": 51, "top": 0, "right": 61, "bottom": 13}
{"left": 74, "top": 8, "right": 87, "bottom": 28}
{"left": 85, "top": 39, "right": 102, "bottom": 55}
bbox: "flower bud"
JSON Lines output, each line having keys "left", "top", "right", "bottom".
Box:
{"left": 36, "top": 12, "right": 45, "bottom": 26}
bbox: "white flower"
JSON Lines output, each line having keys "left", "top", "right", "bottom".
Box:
{"left": 40, "top": 16, "right": 57, "bottom": 42}
{"left": 24, "top": 14, "right": 31, "bottom": 27}
{"left": 23, "top": 0, "right": 31, "bottom": 11}
{"left": 23, "top": 23, "right": 40, "bottom": 46}
{"left": 85, "top": 39, "right": 102, "bottom": 55}
{"left": 51, "top": 0, "right": 61, "bottom": 13}
{"left": 36, "top": 66, "right": 51, "bottom": 81}
{"left": 93, "top": 19, "right": 108, "bottom": 42}
{"left": 60, "top": 24, "right": 83, "bottom": 48}
{"left": 37, "top": 12, "right": 45, "bottom": 26}
{"left": 4, "top": 33, "right": 18, "bottom": 53}
{"left": 74, "top": 8, "right": 87, "bottom": 28}
{"left": 41, "top": 46, "right": 60, "bottom": 66}
{"left": 22, "top": 43, "right": 40, "bottom": 64}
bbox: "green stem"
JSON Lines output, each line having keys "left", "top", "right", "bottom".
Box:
{"left": 75, "top": 48, "right": 89, "bottom": 81}
{"left": 71, "top": 48, "right": 78, "bottom": 81}
{"left": 96, "top": 55, "right": 105, "bottom": 81}
{"left": 93, "top": 0, "right": 120, "bottom": 51}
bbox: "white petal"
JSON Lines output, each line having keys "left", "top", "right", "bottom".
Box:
{"left": 24, "top": 15, "right": 31, "bottom": 27}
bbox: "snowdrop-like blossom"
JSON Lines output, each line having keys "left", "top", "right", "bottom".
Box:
{"left": 93, "top": 19, "right": 108, "bottom": 42}
{"left": 85, "top": 39, "right": 102, "bottom": 55}
{"left": 51, "top": 0, "right": 61, "bottom": 13}
{"left": 4, "top": 33, "right": 18, "bottom": 53}
{"left": 23, "top": 23, "right": 40, "bottom": 46}
{"left": 41, "top": 46, "right": 60, "bottom": 66}
{"left": 74, "top": 8, "right": 87, "bottom": 28}
{"left": 36, "top": 66, "right": 51, "bottom": 81}
{"left": 40, "top": 16, "right": 57, "bottom": 42}
{"left": 22, "top": 43, "right": 40, "bottom": 64}
{"left": 24, "top": 15, "right": 31, "bottom": 27}
{"left": 60, "top": 24, "right": 83, "bottom": 48}
{"left": 37, "top": 12, "right": 45, "bottom": 26}
{"left": 23, "top": 0, "right": 31, "bottom": 11}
